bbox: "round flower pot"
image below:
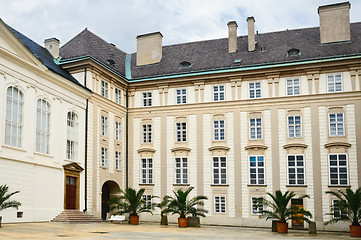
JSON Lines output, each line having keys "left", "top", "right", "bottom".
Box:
{"left": 277, "top": 222, "right": 288, "bottom": 234}
{"left": 178, "top": 217, "right": 188, "bottom": 228}
{"left": 350, "top": 225, "right": 361, "bottom": 237}
{"left": 129, "top": 215, "right": 139, "bottom": 225}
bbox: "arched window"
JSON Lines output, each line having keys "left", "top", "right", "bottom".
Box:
{"left": 5, "top": 86, "right": 23, "bottom": 147}
{"left": 36, "top": 99, "right": 51, "bottom": 154}
{"left": 66, "top": 111, "right": 78, "bottom": 160}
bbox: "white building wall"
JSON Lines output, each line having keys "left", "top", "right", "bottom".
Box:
{"left": 187, "top": 86, "right": 195, "bottom": 104}
{"left": 346, "top": 104, "right": 358, "bottom": 189}
{"left": 203, "top": 114, "right": 212, "bottom": 215}
{"left": 319, "top": 106, "right": 328, "bottom": 222}
{"left": 204, "top": 85, "right": 212, "bottom": 103}
{"left": 188, "top": 114, "right": 197, "bottom": 197}
{"left": 227, "top": 112, "right": 235, "bottom": 217}
{"left": 166, "top": 116, "right": 174, "bottom": 196}
{"left": 240, "top": 112, "right": 249, "bottom": 218}
{"left": 153, "top": 117, "right": 161, "bottom": 198}
{"left": 278, "top": 109, "right": 287, "bottom": 192}
{"left": 133, "top": 118, "right": 141, "bottom": 187}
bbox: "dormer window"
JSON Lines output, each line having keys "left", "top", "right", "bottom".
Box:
{"left": 287, "top": 48, "right": 301, "bottom": 57}
{"left": 107, "top": 59, "right": 115, "bottom": 67}
{"left": 179, "top": 61, "right": 191, "bottom": 69}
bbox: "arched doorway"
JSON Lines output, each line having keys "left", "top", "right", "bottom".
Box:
{"left": 101, "top": 181, "right": 120, "bottom": 220}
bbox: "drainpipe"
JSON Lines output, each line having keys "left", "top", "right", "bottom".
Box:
{"left": 84, "top": 67, "right": 88, "bottom": 212}
{"left": 126, "top": 88, "right": 129, "bottom": 188}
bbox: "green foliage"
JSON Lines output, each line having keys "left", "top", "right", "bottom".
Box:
{"left": 109, "top": 188, "right": 155, "bottom": 216}
{"left": 257, "top": 190, "right": 312, "bottom": 223}
{"left": 156, "top": 195, "right": 171, "bottom": 217}
{"left": 0, "top": 184, "right": 21, "bottom": 212}
{"left": 164, "top": 186, "right": 208, "bottom": 218}
{"left": 325, "top": 188, "right": 361, "bottom": 226}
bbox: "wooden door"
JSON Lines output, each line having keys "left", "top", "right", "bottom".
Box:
{"left": 291, "top": 199, "right": 304, "bottom": 227}
{"left": 66, "top": 176, "right": 77, "bottom": 209}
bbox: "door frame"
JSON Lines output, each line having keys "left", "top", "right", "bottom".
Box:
{"left": 63, "top": 162, "right": 83, "bottom": 210}
{"left": 291, "top": 198, "right": 304, "bottom": 228}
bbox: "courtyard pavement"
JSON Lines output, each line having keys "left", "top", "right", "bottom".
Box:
{"left": 0, "top": 222, "right": 355, "bottom": 240}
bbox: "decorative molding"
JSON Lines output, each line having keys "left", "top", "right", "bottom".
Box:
{"left": 324, "top": 142, "right": 351, "bottom": 148}
{"left": 171, "top": 147, "right": 191, "bottom": 152}
{"left": 283, "top": 143, "right": 308, "bottom": 149}
{"left": 208, "top": 146, "right": 230, "bottom": 151}
{"left": 244, "top": 144, "right": 268, "bottom": 151}
{"left": 137, "top": 148, "right": 156, "bottom": 153}
{"left": 63, "top": 162, "right": 84, "bottom": 172}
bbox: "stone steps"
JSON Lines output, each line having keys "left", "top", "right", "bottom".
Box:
{"left": 52, "top": 210, "right": 103, "bottom": 223}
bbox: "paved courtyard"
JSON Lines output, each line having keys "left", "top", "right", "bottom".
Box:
{"left": 0, "top": 222, "right": 354, "bottom": 240}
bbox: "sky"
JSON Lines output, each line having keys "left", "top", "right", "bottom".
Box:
{"left": 1, "top": 0, "right": 361, "bottom": 53}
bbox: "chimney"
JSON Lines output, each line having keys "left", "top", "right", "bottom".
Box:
{"left": 318, "top": 2, "right": 351, "bottom": 44}
{"left": 227, "top": 21, "right": 238, "bottom": 53}
{"left": 44, "top": 37, "right": 60, "bottom": 59}
{"left": 247, "top": 17, "right": 256, "bottom": 52}
{"left": 136, "top": 32, "right": 163, "bottom": 66}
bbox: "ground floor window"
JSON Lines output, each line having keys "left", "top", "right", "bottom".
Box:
{"left": 251, "top": 197, "right": 264, "bottom": 215}
{"left": 214, "top": 196, "right": 226, "bottom": 213}
{"left": 142, "top": 194, "right": 152, "bottom": 208}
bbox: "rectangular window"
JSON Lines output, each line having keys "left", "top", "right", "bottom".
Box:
{"left": 286, "top": 78, "right": 300, "bottom": 96}
{"left": 332, "top": 199, "right": 347, "bottom": 219}
{"left": 249, "top": 156, "right": 265, "bottom": 185}
{"left": 329, "top": 113, "right": 344, "bottom": 136}
{"left": 176, "top": 88, "right": 187, "bottom": 104}
{"left": 142, "top": 124, "right": 152, "bottom": 143}
{"left": 115, "top": 121, "right": 121, "bottom": 141}
{"left": 287, "top": 155, "right": 305, "bottom": 185}
{"left": 141, "top": 158, "right": 153, "bottom": 184}
{"left": 327, "top": 74, "right": 342, "bottom": 93}
{"left": 175, "top": 157, "right": 188, "bottom": 184}
{"left": 66, "top": 140, "right": 75, "bottom": 160}
{"left": 213, "top": 156, "right": 227, "bottom": 185}
{"left": 249, "top": 82, "right": 261, "bottom": 99}
{"left": 213, "top": 85, "right": 225, "bottom": 101}
{"left": 115, "top": 151, "right": 121, "bottom": 170}
{"left": 66, "top": 112, "right": 78, "bottom": 160}
{"left": 101, "top": 80, "right": 109, "bottom": 98}
{"left": 115, "top": 88, "right": 121, "bottom": 104}
{"left": 176, "top": 122, "right": 187, "bottom": 142}
{"left": 101, "top": 147, "right": 108, "bottom": 168}
{"left": 142, "top": 195, "right": 152, "bottom": 208}
{"left": 142, "top": 92, "right": 152, "bottom": 107}
{"left": 288, "top": 116, "right": 302, "bottom": 138}
{"left": 251, "top": 197, "right": 264, "bottom": 215}
{"left": 101, "top": 115, "right": 108, "bottom": 137}
{"left": 329, "top": 154, "right": 348, "bottom": 186}
{"left": 214, "top": 196, "right": 226, "bottom": 213}
{"left": 213, "top": 120, "right": 225, "bottom": 141}
{"left": 36, "top": 99, "right": 51, "bottom": 154}
{"left": 249, "top": 118, "right": 262, "bottom": 139}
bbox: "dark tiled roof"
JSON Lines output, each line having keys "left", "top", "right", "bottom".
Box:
{"left": 60, "top": 28, "right": 127, "bottom": 77}
{"left": 6, "top": 25, "right": 87, "bottom": 90}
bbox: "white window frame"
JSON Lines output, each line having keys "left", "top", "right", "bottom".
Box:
{"left": 214, "top": 196, "right": 226, "bottom": 213}
{"left": 5, "top": 86, "right": 23, "bottom": 148}
{"left": 66, "top": 111, "right": 78, "bottom": 160}
{"left": 101, "top": 80, "right": 109, "bottom": 98}
{"left": 332, "top": 199, "right": 347, "bottom": 219}
{"left": 101, "top": 147, "right": 108, "bottom": 168}
{"left": 115, "top": 120, "right": 121, "bottom": 141}
{"left": 287, "top": 155, "right": 305, "bottom": 185}
{"left": 286, "top": 78, "right": 300, "bottom": 96}
{"left": 142, "top": 194, "right": 152, "bottom": 208}
{"left": 213, "top": 85, "right": 225, "bottom": 101}
{"left": 288, "top": 115, "right": 302, "bottom": 138}
{"left": 212, "top": 156, "right": 227, "bottom": 185}
{"left": 100, "top": 115, "right": 108, "bottom": 137}
{"left": 249, "top": 155, "right": 265, "bottom": 185}
{"left": 114, "top": 87, "right": 121, "bottom": 104}
{"left": 176, "top": 88, "right": 187, "bottom": 104}
{"left": 249, "top": 118, "right": 262, "bottom": 139}
{"left": 140, "top": 158, "right": 153, "bottom": 184}
{"left": 249, "top": 81, "right": 261, "bottom": 99}
{"left": 176, "top": 122, "right": 187, "bottom": 142}
{"left": 329, "top": 153, "right": 348, "bottom": 186}
{"left": 329, "top": 113, "right": 344, "bottom": 136}
{"left": 115, "top": 150, "right": 121, "bottom": 170}
{"left": 213, "top": 120, "right": 225, "bottom": 141}
{"left": 174, "top": 157, "right": 188, "bottom": 184}
{"left": 142, "top": 124, "right": 152, "bottom": 143}
{"left": 327, "top": 73, "right": 343, "bottom": 93}
{"left": 36, "top": 99, "right": 51, "bottom": 154}
{"left": 142, "top": 91, "right": 152, "bottom": 107}
{"left": 251, "top": 197, "right": 264, "bottom": 215}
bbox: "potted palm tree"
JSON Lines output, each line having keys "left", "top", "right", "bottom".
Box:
{"left": 0, "top": 184, "right": 21, "bottom": 228}
{"left": 164, "top": 186, "right": 208, "bottom": 228}
{"left": 156, "top": 196, "right": 170, "bottom": 225}
{"left": 108, "top": 188, "right": 154, "bottom": 225}
{"left": 325, "top": 188, "right": 361, "bottom": 237}
{"left": 257, "top": 190, "right": 312, "bottom": 233}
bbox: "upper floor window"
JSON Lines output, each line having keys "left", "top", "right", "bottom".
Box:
{"left": 36, "top": 99, "right": 51, "bottom": 154}
{"left": 101, "top": 115, "right": 108, "bottom": 137}
{"left": 101, "top": 146, "right": 108, "bottom": 168}
{"left": 5, "top": 86, "right": 23, "bottom": 147}
{"left": 329, "top": 153, "right": 348, "bottom": 186}
{"left": 115, "top": 121, "right": 121, "bottom": 141}
{"left": 329, "top": 113, "right": 344, "bottom": 136}
{"left": 214, "top": 196, "right": 226, "bottom": 213}
{"left": 66, "top": 111, "right": 78, "bottom": 160}
{"left": 213, "top": 85, "right": 225, "bottom": 101}
{"left": 287, "top": 155, "right": 305, "bottom": 185}
{"left": 212, "top": 156, "right": 227, "bottom": 185}
{"left": 286, "top": 78, "right": 300, "bottom": 96}
{"left": 213, "top": 120, "right": 225, "bottom": 141}
{"left": 101, "top": 80, "right": 109, "bottom": 98}
{"left": 175, "top": 157, "right": 188, "bottom": 184}
{"left": 249, "top": 82, "right": 261, "bottom": 99}
{"left": 327, "top": 74, "right": 342, "bottom": 93}
{"left": 115, "top": 88, "right": 121, "bottom": 104}
{"left": 250, "top": 118, "right": 262, "bottom": 139}
{"left": 251, "top": 197, "right": 264, "bottom": 215}
{"left": 141, "top": 157, "right": 153, "bottom": 184}
{"left": 115, "top": 150, "right": 121, "bottom": 170}
{"left": 288, "top": 116, "right": 302, "bottom": 138}
{"left": 249, "top": 156, "right": 265, "bottom": 185}
{"left": 142, "top": 92, "right": 152, "bottom": 107}
{"left": 142, "top": 124, "right": 152, "bottom": 143}
{"left": 176, "top": 122, "right": 187, "bottom": 142}
{"left": 176, "top": 88, "right": 187, "bottom": 104}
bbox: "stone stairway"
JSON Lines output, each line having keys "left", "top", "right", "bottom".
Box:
{"left": 52, "top": 209, "right": 103, "bottom": 223}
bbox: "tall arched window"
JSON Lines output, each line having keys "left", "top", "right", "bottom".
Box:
{"left": 5, "top": 86, "right": 23, "bottom": 147}
{"left": 36, "top": 99, "right": 50, "bottom": 154}
{"left": 66, "top": 111, "right": 78, "bottom": 160}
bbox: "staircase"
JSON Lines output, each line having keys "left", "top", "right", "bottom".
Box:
{"left": 52, "top": 209, "right": 103, "bottom": 223}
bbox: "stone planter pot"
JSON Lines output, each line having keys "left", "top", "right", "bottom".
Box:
{"left": 277, "top": 222, "right": 288, "bottom": 234}
{"left": 350, "top": 225, "right": 361, "bottom": 237}
{"left": 160, "top": 215, "right": 168, "bottom": 225}
{"left": 178, "top": 217, "right": 188, "bottom": 228}
{"left": 129, "top": 215, "right": 139, "bottom": 225}
{"left": 187, "top": 216, "right": 200, "bottom": 227}
{"left": 0, "top": 216, "right": 2, "bottom": 228}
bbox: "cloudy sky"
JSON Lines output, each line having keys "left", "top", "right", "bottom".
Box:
{"left": 1, "top": 0, "right": 360, "bottom": 53}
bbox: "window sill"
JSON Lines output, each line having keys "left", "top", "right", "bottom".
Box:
{"left": 2, "top": 145, "right": 26, "bottom": 152}
{"left": 173, "top": 184, "right": 190, "bottom": 186}
{"left": 286, "top": 185, "right": 308, "bottom": 188}
{"left": 139, "top": 184, "right": 154, "bottom": 186}
{"left": 100, "top": 166, "right": 108, "bottom": 170}
{"left": 115, "top": 169, "right": 122, "bottom": 172}
{"left": 34, "top": 152, "right": 53, "bottom": 158}
{"left": 328, "top": 185, "right": 350, "bottom": 188}
{"left": 247, "top": 185, "right": 267, "bottom": 187}
{"left": 211, "top": 184, "right": 229, "bottom": 187}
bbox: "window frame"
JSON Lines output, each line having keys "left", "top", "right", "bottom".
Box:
{"left": 142, "top": 91, "right": 152, "bottom": 107}
{"left": 101, "top": 80, "right": 109, "bottom": 98}
{"left": 36, "top": 98, "right": 51, "bottom": 154}
{"left": 249, "top": 155, "right": 265, "bottom": 185}
{"left": 249, "top": 81, "right": 262, "bottom": 99}
{"left": 115, "top": 120, "right": 121, "bottom": 141}
{"left": 212, "top": 156, "right": 227, "bottom": 185}
{"left": 288, "top": 115, "right": 302, "bottom": 138}
{"left": 329, "top": 113, "right": 345, "bottom": 137}
{"left": 213, "top": 120, "right": 225, "bottom": 141}
{"left": 332, "top": 199, "right": 348, "bottom": 219}
{"left": 142, "top": 194, "right": 152, "bottom": 208}
{"left": 100, "top": 146, "right": 108, "bottom": 168}
{"left": 100, "top": 115, "right": 108, "bottom": 137}
{"left": 114, "top": 87, "right": 121, "bottom": 104}
{"left": 142, "top": 124, "right": 152, "bottom": 143}
{"left": 5, "top": 86, "right": 24, "bottom": 148}
{"left": 174, "top": 157, "right": 188, "bottom": 185}
{"left": 66, "top": 111, "right": 78, "bottom": 160}
{"left": 286, "top": 78, "right": 301, "bottom": 96}
{"left": 140, "top": 157, "right": 153, "bottom": 184}
{"left": 214, "top": 196, "right": 226, "bottom": 213}
{"left": 115, "top": 150, "right": 121, "bottom": 170}
{"left": 176, "top": 122, "right": 187, "bottom": 142}
{"left": 213, "top": 85, "right": 225, "bottom": 101}
{"left": 287, "top": 154, "right": 306, "bottom": 186}
{"left": 329, "top": 153, "right": 348, "bottom": 186}
{"left": 249, "top": 118, "right": 262, "bottom": 140}
{"left": 327, "top": 73, "right": 343, "bottom": 93}
{"left": 176, "top": 88, "right": 187, "bottom": 104}
{"left": 251, "top": 197, "right": 264, "bottom": 215}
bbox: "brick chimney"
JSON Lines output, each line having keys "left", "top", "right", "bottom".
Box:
{"left": 318, "top": 2, "right": 351, "bottom": 44}
{"left": 44, "top": 37, "right": 60, "bottom": 59}
{"left": 136, "top": 32, "right": 163, "bottom": 66}
{"left": 227, "top": 21, "right": 238, "bottom": 53}
{"left": 247, "top": 17, "right": 256, "bottom": 52}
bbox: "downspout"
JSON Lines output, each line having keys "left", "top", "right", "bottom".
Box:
{"left": 84, "top": 67, "right": 88, "bottom": 212}
{"left": 126, "top": 88, "right": 129, "bottom": 188}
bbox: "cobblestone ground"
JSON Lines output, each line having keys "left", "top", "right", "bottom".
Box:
{"left": 0, "top": 222, "right": 355, "bottom": 240}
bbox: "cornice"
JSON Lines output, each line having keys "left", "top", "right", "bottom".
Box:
{"left": 324, "top": 142, "right": 351, "bottom": 148}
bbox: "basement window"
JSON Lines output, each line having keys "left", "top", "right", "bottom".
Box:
{"left": 179, "top": 61, "right": 192, "bottom": 69}
{"left": 287, "top": 48, "right": 301, "bottom": 57}
{"left": 17, "top": 212, "right": 23, "bottom": 218}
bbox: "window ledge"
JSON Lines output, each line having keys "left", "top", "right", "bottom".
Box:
{"left": 139, "top": 184, "right": 155, "bottom": 186}
{"left": 324, "top": 142, "right": 351, "bottom": 148}
{"left": 286, "top": 185, "right": 308, "bottom": 188}
{"left": 283, "top": 143, "right": 308, "bottom": 149}
{"left": 34, "top": 152, "right": 53, "bottom": 158}
{"left": 115, "top": 169, "right": 122, "bottom": 172}
{"left": 247, "top": 185, "right": 267, "bottom": 187}
{"left": 137, "top": 148, "right": 156, "bottom": 153}
{"left": 171, "top": 147, "right": 191, "bottom": 153}
{"left": 173, "top": 184, "right": 190, "bottom": 186}
{"left": 245, "top": 145, "right": 268, "bottom": 151}
{"left": 211, "top": 184, "right": 229, "bottom": 187}
{"left": 2, "top": 145, "right": 26, "bottom": 152}
{"left": 100, "top": 166, "right": 108, "bottom": 170}
{"left": 208, "top": 146, "right": 230, "bottom": 152}
{"left": 328, "top": 185, "right": 351, "bottom": 188}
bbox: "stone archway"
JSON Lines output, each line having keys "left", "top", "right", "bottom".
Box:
{"left": 101, "top": 180, "right": 120, "bottom": 220}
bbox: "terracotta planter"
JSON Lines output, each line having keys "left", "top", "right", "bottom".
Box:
{"left": 277, "top": 222, "right": 288, "bottom": 234}
{"left": 129, "top": 215, "right": 139, "bottom": 225}
{"left": 350, "top": 225, "right": 361, "bottom": 237}
{"left": 178, "top": 217, "right": 188, "bottom": 228}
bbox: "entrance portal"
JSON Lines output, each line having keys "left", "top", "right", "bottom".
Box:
{"left": 63, "top": 162, "right": 83, "bottom": 210}
{"left": 66, "top": 176, "right": 77, "bottom": 209}
{"left": 101, "top": 181, "right": 120, "bottom": 220}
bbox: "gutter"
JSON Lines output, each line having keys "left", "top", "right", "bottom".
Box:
{"left": 125, "top": 88, "right": 129, "bottom": 188}
{"left": 84, "top": 67, "right": 88, "bottom": 212}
